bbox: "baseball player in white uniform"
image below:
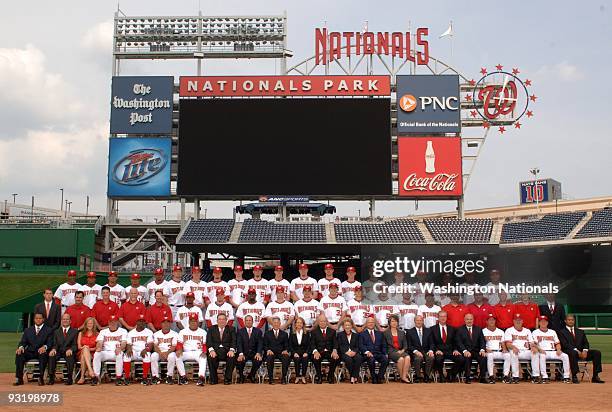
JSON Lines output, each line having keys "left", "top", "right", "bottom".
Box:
{"left": 92, "top": 315, "right": 127, "bottom": 385}
{"left": 289, "top": 264, "right": 319, "bottom": 302}
{"left": 418, "top": 293, "right": 442, "bottom": 328}
{"left": 147, "top": 268, "right": 170, "bottom": 305}
{"left": 166, "top": 265, "right": 186, "bottom": 322}
{"left": 396, "top": 292, "right": 419, "bottom": 330}
{"left": 204, "top": 289, "right": 235, "bottom": 327}
{"left": 204, "top": 267, "right": 230, "bottom": 306}
{"left": 104, "top": 271, "right": 126, "bottom": 306}
{"left": 175, "top": 292, "right": 204, "bottom": 330}
{"left": 79, "top": 272, "right": 101, "bottom": 309}
{"left": 182, "top": 266, "right": 207, "bottom": 307}
{"left": 484, "top": 269, "right": 502, "bottom": 306}
{"left": 245, "top": 265, "right": 270, "bottom": 304}
{"left": 268, "top": 265, "right": 291, "bottom": 303}
{"left": 54, "top": 270, "right": 80, "bottom": 314}
{"left": 151, "top": 317, "right": 179, "bottom": 385}
{"left": 124, "top": 273, "right": 148, "bottom": 304}
{"left": 263, "top": 287, "right": 295, "bottom": 330}
{"left": 482, "top": 314, "right": 510, "bottom": 384}
{"left": 532, "top": 315, "right": 571, "bottom": 383}
{"left": 318, "top": 283, "right": 347, "bottom": 330}
{"left": 123, "top": 314, "right": 153, "bottom": 385}
{"left": 317, "top": 263, "right": 342, "bottom": 298}
{"left": 340, "top": 266, "right": 361, "bottom": 302}
{"left": 292, "top": 285, "right": 319, "bottom": 330}
{"left": 345, "top": 285, "right": 371, "bottom": 332}
{"left": 175, "top": 313, "right": 208, "bottom": 386}
{"left": 236, "top": 288, "right": 267, "bottom": 329}
{"left": 504, "top": 314, "right": 540, "bottom": 383}
{"left": 228, "top": 265, "right": 247, "bottom": 309}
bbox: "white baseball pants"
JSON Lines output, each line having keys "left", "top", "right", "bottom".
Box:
{"left": 176, "top": 351, "right": 207, "bottom": 377}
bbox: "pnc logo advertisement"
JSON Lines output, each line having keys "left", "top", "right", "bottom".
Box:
{"left": 107, "top": 138, "right": 171, "bottom": 197}
{"left": 399, "top": 93, "right": 458, "bottom": 113}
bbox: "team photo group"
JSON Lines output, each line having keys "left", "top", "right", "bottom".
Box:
{"left": 14, "top": 264, "right": 605, "bottom": 387}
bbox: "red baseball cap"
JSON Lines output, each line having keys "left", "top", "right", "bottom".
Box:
{"left": 137, "top": 314, "right": 146, "bottom": 320}
{"left": 324, "top": 263, "right": 334, "bottom": 269}
{"left": 154, "top": 268, "right": 164, "bottom": 275}
{"left": 303, "top": 285, "right": 312, "bottom": 291}
{"left": 215, "top": 288, "right": 225, "bottom": 296}
{"left": 191, "top": 266, "right": 201, "bottom": 272}
{"left": 299, "top": 263, "right": 308, "bottom": 270}
{"left": 161, "top": 316, "right": 171, "bottom": 323}
{"left": 275, "top": 286, "right": 285, "bottom": 293}
{"left": 87, "top": 271, "right": 96, "bottom": 278}
{"left": 514, "top": 314, "right": 523, "bottom": 320}
{"left": 247, "top": 287, "right": 256, "bottom": 294}
{"left": 67, "top": 270, "right": 77, "bottom": 277}
{"left": 185, "top": 291, "right": 195, "bottom": 298}
{"left": 234, "top": 265, "right": 243, "bottom": 271}
{"left": 329, "top": 283, "right": 339, "bottom": 289}
{"left": 347, "top": 266, "right": 356, "bottom": 273}
{"left": 173, "top": 265, "right": 182, "bottom": 271}
{"left": 487, "top": 313, "right": 496, "bottom": 320}
{"left": 354, "top": 285, "right": 363, "bottom": 291}
{"left": 275, "top": 265, "right": 283, "bottom": 271}
{"left": 108, "top": 271, "right": 118, "bottom": 277}
{"left": 253, "top": 265, "right": 263, "bottom": 271}
{"left": 109, "top": 315, "right": 118, "bottom": 321}
{"left": 539, "top": 315, "right": 548, "bottom": 321}
{"left": 188, "top": 312, "right": 199, "bottom": 320}
{"left": 213, "top": 267, "right": 222, "bottom": 274}
{"left": 131, "top": 273, "right": 140, "bottom": 280}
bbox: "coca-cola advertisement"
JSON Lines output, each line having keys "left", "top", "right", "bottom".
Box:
{"left": 397, "top": 137, "right": 463, "bottom": 198}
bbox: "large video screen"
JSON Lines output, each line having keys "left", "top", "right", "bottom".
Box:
{"left": 177, "top": 98, "right": 391, "bottom": 198}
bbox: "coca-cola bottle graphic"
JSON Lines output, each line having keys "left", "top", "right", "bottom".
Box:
{"left": 425, "top": 140, "right": 436, "bottom": 174}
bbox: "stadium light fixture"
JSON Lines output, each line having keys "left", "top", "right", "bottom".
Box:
{"left": 11, "top": 193, "right": 17, "bottom": 204}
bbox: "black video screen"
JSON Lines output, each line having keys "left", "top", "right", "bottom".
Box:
{"left": 177, "top": 98, "right": 391, "bottom": 197}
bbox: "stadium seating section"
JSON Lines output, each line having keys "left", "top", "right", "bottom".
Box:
{"left": 576, "top": 208, "right": 612, "bottom": 238}
{"left": 500, "top": 212, "right": 586, "bottom": 243}
{"left": 177, "top": 219, "right": 235, "bottom": 243}
{"left": 425, "top": 218, "right": 492, "bottom": 243}
{"left": 238, "top": 219, "right": 326, "bottom": 243}
{"left": 334, "top": 219, "right": 424, "bottom": 243}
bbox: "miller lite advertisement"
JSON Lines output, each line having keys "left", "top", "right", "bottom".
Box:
{"left": 110, "top": 76, "right": 174, "bottom": 134}
{"left": 397, "top": 137, "right": 462, "bottom": 198}
{"left": 107, "top": 138, "right": 171, "bottom": 197}
{"left": 396, "top": 74, "right": 460, "bottom": 134}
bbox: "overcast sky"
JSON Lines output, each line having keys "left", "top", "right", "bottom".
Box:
{"left": 1, "top": 1, "right": 610, "bottom": 220}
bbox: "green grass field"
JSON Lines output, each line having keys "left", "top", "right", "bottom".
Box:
{"left": 0, "top": 274, "right": 68, "bottom": 308}
{"left": 0, "top": 333, "right": 611, "bottom": 373}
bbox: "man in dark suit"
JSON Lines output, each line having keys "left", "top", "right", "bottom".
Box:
{"left": 310, "top": 314, "right": 339, "bottom": 384}
{"left": 47, "top": 313, "right": 78, "bottom": 385}
{"left": 205, "top": 313, "right": 237, "bottom": 385}
{"left": 558, "top": 314, "right": 604, "bottom": 384}
{"left": 406, "top": 315, "right": 434, "bottom": 382}
{"left": 236, "top": 314, "right": 263, "bottom": 383}
{"left": 336, "top": 318, "right": 363, "bottom": 383}
{"left": 34, "top": 288, "right": 61, "bottom": 330}
{"left": 430, "top": 310, "right": 463, "bottom": 382}
{"left": 14, "top": 312, "right": 54, "bottom": 386}
{"left": 359, "top": 316, "right": 388, "bottom": 384}
{"left": 539, "top": 294, "right": 566, "bottom": 332}
{"left": 263, "top": 317, "right": 291, "bottom": 384}
{"left": 454, "top": 313, "right": 487, "bottom": 384}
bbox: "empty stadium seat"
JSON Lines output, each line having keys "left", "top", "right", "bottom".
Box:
{"left": 425, "top": 218, "right": 493, "bottom": 243}
{"left": 575, "top": 208, "right": 612, "bottom": 238}
{"left": 334, "top": 219, "right": 424, "bottom": 243}
{"left": 177, "top": 219, "right": 235, "bottom": 243}
{"left": 501, "top": 212, "right": 586, "bottom": 243}
{"left": 239, "top": 219, "right": 326, "bottom": 243}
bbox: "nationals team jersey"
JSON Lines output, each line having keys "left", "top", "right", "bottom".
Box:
{"left": 245, "top": 278, "right": 270, "bottom": 303}
{"left": 79, "top": 284, "right": 101, "bottom": 308}
{"left": 318, "top": 295, "right": 348, "bottom": 323}
{"left": 341, "top": 280, "right": 362, "bottom": 302}
{"left": 264, "top": 300, "right": 295, "bottom": 324}
{"left": 396, "top": 304, "right": 419, "bottom": 330}
{"left": 418, "top": 304, "right": 441, "bottom": 328}
{"left": 346, "top": 299, "right": 372, "bottom": 327}
{"left": 103, "top": 284, "right": 126, "bottom": 306}
{"left": 204, "top": 280, "right": 230, "bottom": 304}
{"left": 54, "top": 282, "right": 80, "bottom": 307}
{"left": 504, "top": 327, "right": 534, "bottom": 351}
{"left": 317, "top": 277, "right": 342, "bottom": 298}
{"left": 204, "top": 301, "right": 234, "bottom": 326}
{"left": 442, "top": 303, "right": 468, "bottom": 328}
{"left": 268, "top": 278, "right": 291, "bottom": 302}
{"left": 97, "top": 327, "right": 128, "bottom": 352}
{"left": 236, "top": 301, "right": 266, "bottom": 328}
{"left": 147, "top": 280, "right": 170, "bottom": 305}
{"left": 178, "top": 328, "right": 207, "bottom": 352}
{"left": 482, "top": 327, "right": 505, "bottom": 351}
{"left": 124, "top": 285, "right": 148, "bottom": 304}
{"left": 293, "top": 298, "right": 320, "bottom": 327}
{"left": 228, "top": 278, "right": 247, "bottom": 306}
{"left": 373, "top": 304, "right": 397, "bottom": 327}
{"left": 127, "top": 328, "right": 154, "bottom": 353}
{"left": 166, "top": 279, "right": 186, "bottom": 306}
{"left": 289, "top": 277, "right": 319, "bottom": 300}
{"left": 175, "top": 305, "right": 204, "bottom": 329}
{"left": 532, "top": 329, "right": 560, "bottom": 351}
{"left": 153, "top": 330, "right": 178, "bottom": 352}
{"left": 182, "top": 280, "right": 207, "bottom": 306}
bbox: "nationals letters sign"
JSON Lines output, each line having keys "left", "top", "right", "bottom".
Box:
{"left": 179, "top": 76, "right": 390, "bottom": 97}
{"left": 398, "top": 137, "right": 463, "bottom": 198}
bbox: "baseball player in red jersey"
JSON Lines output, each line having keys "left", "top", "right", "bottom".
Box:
{"left": 65, "top": 291, "right": 92, "bottom": 330}
{"left": 92, "top": 286, "right": 120, "bottom": 329}
{"left": 123, "top": 314, "right": 153, "bottom": 385}
{"left": 514, "top": 294, "right": 540, "bottom": 330}
{"left": 467, "top": 292, "right": 495, "bottom": 329}
{"left": 118, "top": 288, "right": 147, "bottom": 331}
{"left": 146, "top": 290, "right": 172, "bottom": 332}
{"left": 442, "top": 294, "right": 468, "bottom": 328}
{"left": 175, "top": 313, "right": 208, "bottom": 386}
{"left": 54, "top": 270, "right": 80, "bottom": 314}
{"left": 494, "top": 291, "right": 515, "bottom": 329}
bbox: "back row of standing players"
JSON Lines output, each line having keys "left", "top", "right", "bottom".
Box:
{"left": 53, "top": 265, "right": 549, "bottom": 334}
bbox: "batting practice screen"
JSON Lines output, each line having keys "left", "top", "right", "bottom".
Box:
{"left": 177, "top": 98, "right": 391, "bottom": 198}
